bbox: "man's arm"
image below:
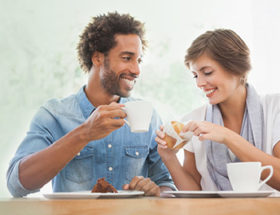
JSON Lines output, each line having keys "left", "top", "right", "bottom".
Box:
{"left": 10, "top": 103, "right": 126, "bottom": 194}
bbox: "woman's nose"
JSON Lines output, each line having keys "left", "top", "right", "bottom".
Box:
{"left": 196, "top": 75, "right": 206, "bottom": 88}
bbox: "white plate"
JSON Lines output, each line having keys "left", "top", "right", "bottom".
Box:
{"left": 217, "top": 191, "right": 274, "bottom": 198}
{"left": 163, "top": 191, "right": 220, "bottom": 198}
{"left": 43, "top": 190, "right": 144, "bottom": 199}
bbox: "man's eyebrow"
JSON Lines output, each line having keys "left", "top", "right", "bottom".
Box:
{"left": 119, "top": 51, "right": 143, "bottom": 59}
{"left": 120, "top": 51, "right": 135, "bottom": 56}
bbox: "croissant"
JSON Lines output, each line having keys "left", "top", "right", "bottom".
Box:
{"left": 163, "top": 121, "right": 187, "bottom": 150}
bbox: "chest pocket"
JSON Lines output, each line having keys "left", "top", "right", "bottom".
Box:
{"left": 125, "top": 145, "right": 149, "bottom": 181}
{"left": 125, "top": 146, "right": 148, "bottom": 158}
{"left": 65, "top": 149, "right": 95, "bottom": 183}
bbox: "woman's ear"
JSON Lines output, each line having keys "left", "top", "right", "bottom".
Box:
{"left": 91, "top": 52, "right": 104, "bottom": 67}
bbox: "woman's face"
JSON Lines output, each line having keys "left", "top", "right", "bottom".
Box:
{"left": 189, "top": 53, "right": 243, "bottom": 105}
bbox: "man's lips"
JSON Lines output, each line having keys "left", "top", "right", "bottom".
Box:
{"left": 120, "top": 74, "right": 138, "bottom": 81}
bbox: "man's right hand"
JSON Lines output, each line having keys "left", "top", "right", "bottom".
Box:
{"left": 82, "top": 102, "right": 127, "bottom": 141}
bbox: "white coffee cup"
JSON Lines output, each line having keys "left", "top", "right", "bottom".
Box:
{"left": 227, "top": 162, "right": 273, "bottom": 192}
{"left": 123, "top": 101, "right": 153, "bottom": 133}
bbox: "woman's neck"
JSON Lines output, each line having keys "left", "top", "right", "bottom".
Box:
{"left": 218, "top": 85, "right": 247, "bottom": 133}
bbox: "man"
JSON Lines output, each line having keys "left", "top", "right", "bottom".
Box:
{"left": 7, "top": 12, "right": 175, "bottom": 197}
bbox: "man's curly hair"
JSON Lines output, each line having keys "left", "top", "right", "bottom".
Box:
{"left": 77, "top": 12, "right": 147, "bottom": 72}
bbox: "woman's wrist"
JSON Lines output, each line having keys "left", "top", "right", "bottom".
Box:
{"left": 160, "top": 151, "right": 178, "bottom": 163}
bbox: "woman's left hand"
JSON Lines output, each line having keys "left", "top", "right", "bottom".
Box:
{"left": 182, "top": 120, "right": 231, "bottom": 144}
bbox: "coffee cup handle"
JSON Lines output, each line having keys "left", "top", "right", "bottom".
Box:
{"left": 121, "top": 107, "right": 130, "bottom": 127}
{"left": 258, "top": 165, "right": 273, "bottom": 189}
{"left": 123, "top": 119, "right": 130, "bottom": 127}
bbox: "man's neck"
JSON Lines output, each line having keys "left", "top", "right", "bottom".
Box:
{"left": 85, "top": 84, "right": 120, "bottom": 107}
{"left": 85, "top": 69, "right": 120, "bottom": 107}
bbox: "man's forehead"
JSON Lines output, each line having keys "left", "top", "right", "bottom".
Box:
{"left": 113, "top": 34, "right": 143, "bottom": 54}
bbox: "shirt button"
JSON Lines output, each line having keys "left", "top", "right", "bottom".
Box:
{"left": 135, "top": 151, "right": 139, "bottom": 156}
{"left": 77, "top": 152, "right": 80, "bottom": 156}
{"left": 108, "top": 144, "right": 112, "bottom": 148}
{"left": 108, "top": 167, "right": 113, "bottom": 171}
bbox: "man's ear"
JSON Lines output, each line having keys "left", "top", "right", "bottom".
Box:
{"left": 91, "top": 52, "right": 104, "bottom": 67}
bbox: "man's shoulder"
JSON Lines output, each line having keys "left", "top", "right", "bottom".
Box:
{"left": 42, "top": 94, "right": 81, "bottom": 117}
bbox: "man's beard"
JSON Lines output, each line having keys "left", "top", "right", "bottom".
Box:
{"left": 100, "top": 57, "right": 135, "bottom": 97}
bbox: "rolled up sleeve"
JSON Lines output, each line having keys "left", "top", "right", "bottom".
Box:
{"left": 6, "top": 107, "right": 55, "bottom": 197}
{"left": 7, "top": 159, "right": 40, "bottom": 197}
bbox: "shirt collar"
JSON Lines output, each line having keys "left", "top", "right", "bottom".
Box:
{"left": 76, "top": 85, "right": 130, "bottom": 119}
{"left": 76, "top": 85, "right": 95, "bottom": 119}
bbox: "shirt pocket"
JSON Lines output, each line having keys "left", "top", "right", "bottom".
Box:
{"left": 65, "top": 149, "right": 94, "bottom": 183}
{"left": 124, "top": 145, "right": 149, "bottom": 181}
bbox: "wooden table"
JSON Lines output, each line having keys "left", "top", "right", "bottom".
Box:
{"left": 1, "top": 197, "right": 280, "bottom": 215}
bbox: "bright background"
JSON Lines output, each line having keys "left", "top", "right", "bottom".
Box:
{"left": 1, "top": 0, "right": 280, "bottom": 197}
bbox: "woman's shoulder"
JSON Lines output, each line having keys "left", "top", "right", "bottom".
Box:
{"left": 261, "top": 93, "right": 280, "bottom": 108}
{"left": 180, "top": 104, "right": 208, "bottom": 122}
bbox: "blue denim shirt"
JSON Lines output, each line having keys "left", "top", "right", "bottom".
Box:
{"left": 7, "top": 86, "right": 175, "bottom": 197}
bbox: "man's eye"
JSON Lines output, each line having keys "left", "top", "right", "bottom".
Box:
{"left": 122, "top": 56, "right": 131, "bottom": 61}
{"left": 138, "top": 58, "right": 143, "bottom": 64}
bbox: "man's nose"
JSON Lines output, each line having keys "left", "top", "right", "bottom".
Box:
{"left": 130, "top": 61, "right": 140, "bottom": 76}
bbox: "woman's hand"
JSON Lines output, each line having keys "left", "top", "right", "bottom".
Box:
{"left": 155, "top": 126, "right": 177, "bottom": 162}
{"left": 182, "top": 120, "right": 231, "bottom": 144}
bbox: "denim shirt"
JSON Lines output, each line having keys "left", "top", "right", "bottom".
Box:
{"left": 7, "top": 86, "right": 175, "bottom": 197}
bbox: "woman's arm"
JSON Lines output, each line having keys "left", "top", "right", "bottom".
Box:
{"left": 183, "top": 120, "right": 280, "bottom": 191}
{"left": 224, "top": 131, "right": 280, "bottom": 190}
{"left": 156, "top": 128, "right": 201, "bottom": 190}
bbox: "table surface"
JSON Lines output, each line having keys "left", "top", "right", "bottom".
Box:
{"left": 1, "top": 196, "right": 280, "bottom": 215}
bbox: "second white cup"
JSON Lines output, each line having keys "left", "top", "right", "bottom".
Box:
{"left": 227, "top": 162, "right": 273, "bottom": 192}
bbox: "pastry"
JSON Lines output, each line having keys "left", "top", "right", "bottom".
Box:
{"left": 163, "top": 121, "right": 192, "bottom": 150}
{"left": 91, "top": 178, "right": 118, "bottom": 193}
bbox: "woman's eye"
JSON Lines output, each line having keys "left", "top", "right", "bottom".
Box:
{"left": 205, "top": 71, "right": 213, "bottom": 75}
{"left": 193, "top": 74, "right": 198, "bottom": 79}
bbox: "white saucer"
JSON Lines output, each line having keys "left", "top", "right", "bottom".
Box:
{"left": 163, "top": 191, "right": 219, "bottom": 198}
{"left": 217, "top": 191, "right": 273, "bottom": 198}
{"left": 43, "top": 190, "right": 144, "bottom": 199}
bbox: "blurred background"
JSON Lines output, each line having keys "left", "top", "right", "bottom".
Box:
{"left": 1, "top": 0, "right": 280, "bottom": 197}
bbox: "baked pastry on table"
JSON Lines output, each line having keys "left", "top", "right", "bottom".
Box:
{"left": 91, "top": 177, "right": 118, "bottom": 193}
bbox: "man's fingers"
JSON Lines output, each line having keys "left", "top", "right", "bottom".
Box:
{"left": 134, "top": 178, "right": 150, "bottom": 191}
{"left": 96, "top": 104, "right": 125, "bottom": 112}
{"left": 106, "top": 118, "right": 126, "bottom": 128}
{"left": 128, "top": 176, "right": 144, "bottom": 190}
{"left": 102, "top": 109, "right": 127, "bottom": 119}
{"left": 144, "top": 184, "right": 160, "bottom": 196}
{"left": 122, "top": 184, "right": 129, "bottom": 190}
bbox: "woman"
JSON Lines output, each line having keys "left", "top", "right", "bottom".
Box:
{"left": 156, "top": 29, "right": 280, "bottom": 191}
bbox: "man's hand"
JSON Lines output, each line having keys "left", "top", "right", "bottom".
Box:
{"left": 82, "top": 103, "right": 126, "bottom": 142}
{"left": 122, "top": 176, "right": 160, "bottom": 197}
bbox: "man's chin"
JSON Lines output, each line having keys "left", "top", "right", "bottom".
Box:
{"left": 118, "top": 89, "right": 132, "bottom": 98}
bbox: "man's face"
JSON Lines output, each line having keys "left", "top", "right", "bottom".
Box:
{"left": 100, "top": 34, "right": 143, "bottom": 97}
